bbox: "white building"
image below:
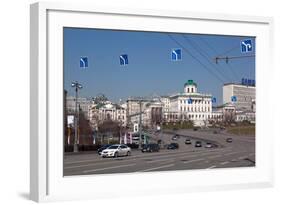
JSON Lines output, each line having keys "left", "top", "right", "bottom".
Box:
{"left": 168, "top": 80, "right": 213, "bottom": 126}
{"left": 89, "top": 101, "right": 127, "bottom": 128}
{"left": 223, "top": 83, "right": 256, "bottom": 111}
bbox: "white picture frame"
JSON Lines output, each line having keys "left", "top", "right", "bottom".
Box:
{"left": 30, "top": 2, "right": 274, "bottom": 202}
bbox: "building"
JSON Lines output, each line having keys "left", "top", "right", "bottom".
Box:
{"left": 89, "top": 101, "right": 127, "bottom": 129}
{"left": 168, "top": 80, "right": 213, "bottom": 126}
{"left": 223, "top": 83, "right": 256, "bottom": 111}
{"left": 127, "top": 98, "right": 163, "bottom": 128}
{"left": 66, "top": 96, "right": 92, "bottom": 120}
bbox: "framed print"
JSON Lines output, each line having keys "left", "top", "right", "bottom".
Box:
{"left": 30, "top": 2, "right": 274, "bottom": 202}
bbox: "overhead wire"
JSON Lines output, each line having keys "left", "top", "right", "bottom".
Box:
{"left": 167, "top": 34, "right": 225, "bottom": 84}
{"left": 182, "top": 35, "right": 233, "bottom": 82}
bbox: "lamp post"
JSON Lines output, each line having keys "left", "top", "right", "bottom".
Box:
{"left": 71, "top": 81, "right": 83, "bottom": 152}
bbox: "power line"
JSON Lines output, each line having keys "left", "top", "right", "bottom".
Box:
{"left": 182, "top": 35, "right": 233, "bottom": 82}
{"left": 167, "top": 34, "right": 225, "bottom": 84}
{"left": 198, "top": 36, "right": 240, "bottom": 80}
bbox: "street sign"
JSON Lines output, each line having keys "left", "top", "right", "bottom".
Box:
{"left": 120, "top": 54, "right": 129, "bottom": 65}
{"left": 212, "top": 97, "right": 217, "bottom": 103}
{"left": 171, "top": 48, "right": 182, "bottom": 61}
{"left": 80, "top": 57, "right": 88, "bottom": 68}
{"left": 242, "top": 78, "right": 255, "bottom": 86}
{"left": 187, "top": 98, "right": 193, "bottom": 104}
{"left": 231, "top": 96, "right": 237, "bottom": 102}
{"left": 241, "top": 39, "right": 253, "bottom": 53}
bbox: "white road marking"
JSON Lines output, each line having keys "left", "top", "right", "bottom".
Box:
{"left": 183, "top": 159, "right": 204, "bottom": 164}
{"left": 138, "top": 164, "right": 175, "bottom": 172}
{"left": 238, "top": 156, "right": 248, "bottom": 160}
{"left": 146, "top": 159, "right": 174, "bottom": 164}
{"left": 83, "top": 163, "right": 136, "bottom": 174}
{"left": 65, "top": 159, "right": 137, "bottom": 169}
{"left": 220, "top": 161, "right": 229, "bottom": 165}
{"left": 207, "top": 165, "right": 217, "bottom": 169}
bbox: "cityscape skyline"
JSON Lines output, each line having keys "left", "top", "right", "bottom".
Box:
{"left": 64, "top": 28, "right": 255, "bottom": 104}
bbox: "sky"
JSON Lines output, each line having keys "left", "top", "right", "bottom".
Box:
{"left": 63, "top": 27, "right": 255, "bottom": 105}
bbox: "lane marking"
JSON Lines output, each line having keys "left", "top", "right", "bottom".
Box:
{"left": 146, "top": 159, "right": 174, "bottom": 164}
{"left": 65, "top": 148, "right": 236, "bottom": 169}
{"left": 83, "top": 163, "right": 136, "bottom": 174}
{"left": 65, "top": 158, "right": 137, "bottom": 169}
{"left": 64, "top": 147, "right": 232, "bottom": 165}
{"left": 220, "top": 161, "right": 229, "bottom": 165}
{"left": 207, "top": 165, "right": 217, "bottom": 169}
{"left": 183, "top": 159, "right": 204, "bottom": 164}
{"left": 138, "top": 163, "right": 175, "bottom": 172}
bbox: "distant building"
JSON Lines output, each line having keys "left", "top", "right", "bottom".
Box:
{"left": 168, "top": 80, "right": 214, "bottom": 126}
{"left": 127, "top": 98, "right": 163, "bottom": 128}
{"left": 89, "top": 101, "right": 127, "bottom": 128}
{"left": 223, "top": 83, "right": 255, "bottom": 111}
{"left": 66, "top": 96, "right": 91, "bottom": 120}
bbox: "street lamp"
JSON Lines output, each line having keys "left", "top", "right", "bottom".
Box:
{"left": 71, "top": 81, "right": 83, "bottom": 152}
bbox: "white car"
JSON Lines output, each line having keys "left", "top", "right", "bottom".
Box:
{"left": 101, "top": 144, "right": 131, "bottom": 158}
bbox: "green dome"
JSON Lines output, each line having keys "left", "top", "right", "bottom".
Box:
{"left": 184, "top": 80, "right": 197, "bottom": 87}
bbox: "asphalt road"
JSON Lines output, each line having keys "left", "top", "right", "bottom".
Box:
{"left": 64, "top": 129, "right": 255, "bottom": 176}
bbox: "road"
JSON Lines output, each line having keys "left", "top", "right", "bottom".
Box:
{"left": 64, "top": 129, "right": 255, "bottom": 176}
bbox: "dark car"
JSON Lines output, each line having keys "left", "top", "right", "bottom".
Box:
{"left": 195, "top": 141, "right": 202, "bottom": 147}
{"left": 226, "top": 138, "right": 233, "bottom": 143}
{"left": 97, "top": 144, "right": 111, "bottom": 155}
{"left": 142, "top": 144, "right": 160, "bottom": 152}
{"left": 185, "top": 139, "right": 192, "bottom": 145}
{"left": 167, "top": 143, "right": 179, "bottom": 149}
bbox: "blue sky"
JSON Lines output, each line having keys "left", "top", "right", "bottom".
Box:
{"left": 64, "top": 28, "right": 255, "bottom": 105}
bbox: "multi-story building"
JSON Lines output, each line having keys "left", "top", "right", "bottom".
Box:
{"left": 223, "top": 83, "right": 256, "bottom": 111}
{"left": 168, "top": 80, "right": 213, "bottom": 126}
{"left": 89, "top": 101, "right": 127, "bottom": 128}
{"left": 127, "top": 98, "right": 163, "bottom": 128}
{"left": 66, "top": 96, "right": 91, "bottom": 120}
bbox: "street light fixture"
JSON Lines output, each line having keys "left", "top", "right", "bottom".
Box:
{"left": 71, "top": 81, "right": 83, "bottom": 152}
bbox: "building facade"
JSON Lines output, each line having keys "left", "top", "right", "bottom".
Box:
{"left": 66, "top": 96, "right": 92, "bottom": 120}
{"left": 167, "top": 80, "right": 214, "bottom": 126}
{"left": 89, "top": 101, "right": 127, "bottom": 129}
{"left": 223, "top": 83, "right": 256, "bottom": 111}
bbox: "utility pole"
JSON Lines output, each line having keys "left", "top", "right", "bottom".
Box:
{"left": 139, "top": 101, "right": 142, "bottom": 148}
{"left": 71, "top": 81, "right": 83, "bottom": 152}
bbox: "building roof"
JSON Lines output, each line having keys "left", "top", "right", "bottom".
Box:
{"left": 169, "top": 92, "right": 212, "bottom": 99}
{"left": 223, "top": 82, "right": 255, "bottom": 87}
{"left": 184, "top": 80, "right": 197, "bottom": 87}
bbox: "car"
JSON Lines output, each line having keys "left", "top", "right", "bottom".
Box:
{"left": 97, "top": 144, "right": 111, "bottom": 155}
{"left": 226, "top": 138, "right": 233, "bottom": 143}
{"left": 205, "top": 142, "right": 213, "bottom": 148}
{"left": 185, "top": 139, "right": 192, "bottom": 145}
{"left": 195, "top": 141, "right": 202, "bottom": 147}
{"left": 167, "top": 143, "right": 179, "bottom": 149}
{"left": 101, "top": 144, "right": 131, "bottom": 158}
{"left": 172, "top": 135, "right": 178, "bottom": 140}
{"left": 142, "top": 144, "right": 160, "bottom": 152}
